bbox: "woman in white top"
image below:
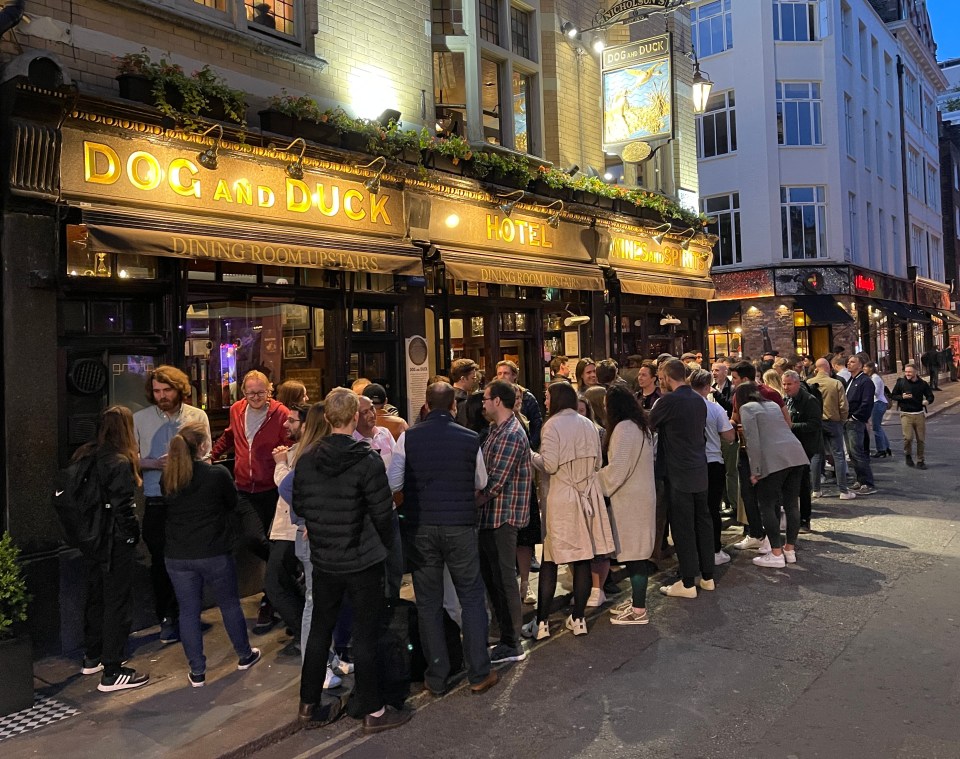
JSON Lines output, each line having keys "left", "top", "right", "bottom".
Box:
{"left": 523, "top": 382, "right": 615, "bottom": 639}
{"left": 735, "top": 383, "right": 810, "bottom": 568}
{"left": 864, "top": 361, "right": 891, "bottom": 457}
{"left": 598, "top": 386, "right": 657, "bottom": 625}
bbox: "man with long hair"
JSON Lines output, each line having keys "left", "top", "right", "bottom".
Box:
{"left": 134, "top": 365, "right": 211, "bottom": 645}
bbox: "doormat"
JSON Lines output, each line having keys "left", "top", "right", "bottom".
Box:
{"left": 0, "top": 696, "right": 79, "bottom": 743}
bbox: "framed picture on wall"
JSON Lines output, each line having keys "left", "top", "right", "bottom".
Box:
{"left": 282, "top": 335, "right": 308, "bottom": 360}
{"left": 281, "top": 304, "right": 309, "bottom": 330}
{"left": 312, "top": 308, "right": 325, "bottom": 349}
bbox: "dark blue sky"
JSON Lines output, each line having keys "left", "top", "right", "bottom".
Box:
{"left": 928, "top": 0, "right": 960, "bottom": 62}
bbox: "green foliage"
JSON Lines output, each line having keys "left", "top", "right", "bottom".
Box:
{"left": 266, "top": 90, "right": 326, "bottom": 122}
{"left": 0, "top": 533, "right": 28, "bottom": 640}
{"left": 470, "top": 150, "right": 533, "bottom": 187}
{"left": 193, "top": 66, "right": 247, "bottom": 127}
{"left": 431, "top": 133, "right": 474, "bottom": 163}
{"left": 536, "top": 165, "right": 576, "bottom": 190}
{"left": 114, "top": 48, "right": 153, "bottom": 76}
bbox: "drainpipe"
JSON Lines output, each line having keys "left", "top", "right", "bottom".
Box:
{"left": 0, "top": 0, "right": 26, "bottom": 37}
{"left": 897, "top": 55, "right": 912, "bottom": 271}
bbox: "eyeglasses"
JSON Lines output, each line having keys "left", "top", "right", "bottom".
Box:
{"left": 482, "top": 395, "right": 492, "bottom": 402}
{"left": 245, "top": 391, "right": 268, "bottom": 398}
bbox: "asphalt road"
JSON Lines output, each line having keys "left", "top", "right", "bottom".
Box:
{"left": 255, "top": 411, "right": 960, "bottom": 759}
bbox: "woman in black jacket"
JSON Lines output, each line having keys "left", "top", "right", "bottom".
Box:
{"left": 77, "top": 405, "right": 150, "bottom": 692}
{"left": 162, "top": 420, "right": 260, "bottom": 687}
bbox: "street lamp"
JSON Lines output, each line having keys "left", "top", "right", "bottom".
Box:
{"left": 691, "top": 52, "right": 714, "bottom": 114}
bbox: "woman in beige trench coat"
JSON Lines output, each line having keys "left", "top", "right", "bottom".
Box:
{"left": 599, "top": 386, "right": 657, "bottom": 625}
{"left": 523, "top": 382, "right": 615, "bottom": 639}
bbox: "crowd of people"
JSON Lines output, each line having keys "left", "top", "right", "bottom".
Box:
{"left": 70, "top": 344, "right": 941, "bottom": 728}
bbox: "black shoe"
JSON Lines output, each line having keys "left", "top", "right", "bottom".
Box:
{"left": 81, "top": 657, "right": 103, "bottom": 675}
{"left": 529, "top": 557, "right": 541, "bottom": 573}
{"left": 98, "top": 667, "right": 149, "bottom": 692}
{"left": 906, "top": 455, "right": 915, "bottom": 467}
{"left": 298, "top": 698, "right": 346, "bottom": 729}
{"left": 253, "top": 599, "right": 278, "bottom": 635}
{"left": 363, "top": 705, "right": 414, "bottom": 734}
{"left": 799, "top": 521, "right": 812, "bottom": 534}
{"left": 916, "top": 460, "right": 927, "bottom": 470}
{"left": 278, "top": 639, "right": 301, "bottom": 657}
{"left": 188, "top": 671, "right": 205, "bottom": 688}
{"left": 237, "top": 648, "right": 262, "bottom": 670}
{"left": 159, "top": 618, "right": 180, "bottom": 645}
{"left": 871, "top": 450, "right": 887, "bottom": 458}
{"left": 602, "top": 577, "right": 621, "bottom": 596}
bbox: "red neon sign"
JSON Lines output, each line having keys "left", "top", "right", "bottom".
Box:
{"left": 854, "top": 274, "right": 876, "bottom": 292}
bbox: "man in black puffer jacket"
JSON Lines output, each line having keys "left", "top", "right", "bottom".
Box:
{"left": 291, "top": 388, "right": 411, "bottom": 733}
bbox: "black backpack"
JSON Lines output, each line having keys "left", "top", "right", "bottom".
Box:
{"left": 52, "top": 454, "right": 110, "bottom": 557}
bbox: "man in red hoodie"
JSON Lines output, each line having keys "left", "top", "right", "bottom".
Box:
{"left": 211, "top": 370, "right": 290, "bottom": 632}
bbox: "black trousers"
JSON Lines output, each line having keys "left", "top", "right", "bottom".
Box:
{"left": 667, "top": 483, "right": 714, "bottom": 582}
{"left": 737, "top": 451, "right": 764, "bottom": 539}
{"left": 707, "top": 461, "right": 726, "bottom": 553}
{"left": 799, "top": 464, "right": 812, "bottom": 524}
{"left": 301, "top": 562, "right": 385, "bottom": 714}
{"left": 264, "top": 539, "right": 304, "bottom": 634}
{"left": 236, "top": 489, "right": 276, "bottom": 563}
{"left": 478, "top": 524, "right": 522, "bottom": 650}
{"left": 83, "top": 540, "right": 135, "bottom": 674}
{"left": 142, "top": 496, "right": 178, "bottom": 622}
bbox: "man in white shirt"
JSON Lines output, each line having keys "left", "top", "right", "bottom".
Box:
{"left": 691, "top": 370, "right": 736, "bottom": 565}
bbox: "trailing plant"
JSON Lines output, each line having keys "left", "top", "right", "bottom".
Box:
{"left": 430, "top": 133, "right": 473, "bottom": 163}
{"left": 266, "top": 90, "right": 326, "bottom": 122}
{"left": 572, "top": 174, "right": 614, "bottom": 197}
{"left": 193, "top": 65, "right": 247, "bottom": 127}
{"left": 376, "top": 120, "right": 421, "bottom": 158}
{"left": 471, "top": 149, "right": 533, "bottom": 187}
{"left": 114, "top": 48, "right": 155, "bottom": 77}
{"left": 536, "top": 165, "right": 576, "bottom": 191}
{"left": 0, "top": 532, "right": 28, "bottom": 641}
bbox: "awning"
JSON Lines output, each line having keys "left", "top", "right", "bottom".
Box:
{"left": 610, "top": 269, "right": 715, "bottom": 300}
{"left": 873, "top": 299, "right": 931, "bottom": 323}
{"left": 81, "top": 206, "right": 423, "bottom": 275}
{"left": 931, "top": 308, "right": 960, "bottom": 326}
{"left": 707, "top": 300, "right": 741, "bottom": 326}
{"left": 439, "top": 249, "right": 605, "bottom": 291}
{"left": 795, "top": 294, "right": 854, "bottom": 325}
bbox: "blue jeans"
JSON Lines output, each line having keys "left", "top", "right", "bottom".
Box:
{"left": 165, "top": 554, "right": 253, "bottom": 675}
{"left": 403, "top": 524, "right": 491, "bottom": 692}
{"left": 821, "top": 420, "right": 851, "bottom": 494}
{"left": 844, "top": 418, "right": 874, "bottom": 487}
{"left": 871, "top": 401, "right": 890, "bottom": 452}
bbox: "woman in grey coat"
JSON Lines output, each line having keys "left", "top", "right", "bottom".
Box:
{"left": 735, "top": 384, "right": 810, "bottom": 568}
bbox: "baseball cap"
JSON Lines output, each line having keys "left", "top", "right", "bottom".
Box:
{"left": 362, "top": 383, "right": 387, "bottom": 404}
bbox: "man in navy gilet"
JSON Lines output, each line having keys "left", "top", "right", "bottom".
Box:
{"left": 387, "top": 381, "right": 499, "bottom": 697}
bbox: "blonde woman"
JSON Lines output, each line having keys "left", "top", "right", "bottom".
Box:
{"left": 762, "top": 368, "right": 784, "bottom": 397}
{"left": 163, "top": 420, "right": 260, "bottom": 687}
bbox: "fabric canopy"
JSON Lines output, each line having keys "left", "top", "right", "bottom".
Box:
{"left": 795, "top": 295, "right": 854, "bottom": 325}
{"left": 438, "top": 249, "right": 605, "bottom": 291}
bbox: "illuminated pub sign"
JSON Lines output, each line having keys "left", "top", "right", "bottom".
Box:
{"left": 59, "top": 127, "right": 403, "bottom": 237}
{"left": 601, "top": 34, "right": 673, "bottom": 152}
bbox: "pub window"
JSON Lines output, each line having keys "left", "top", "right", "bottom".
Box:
{"left": 482, "top": 58, "right": 503, "bottom": 144}
{"left": 434, "top": 51, "right": 468, "bottom": 136}
{"left": 780, "top": 186, "right": 826, "bottom": 259}
{"left": 479, "top": 0, "right": 500, "bottom": 45}
{"left": 262, "top": 266, "right": 297, "bottom": 285}
{"left": 66, "top": 225, "right": 158, "bottom": 280}
{"left": 116, "top": 253, "right": 157, "bottom": 280}
{"left": 245, "top": 0, "right": 296, "bottom": 38}
{"left": 701, "top": 192, "right": 741, "bottom": 267}
{"left": 510, "top": 7, "right": 533, "bottom": 60}
{"left": 187, "top": 259, "right": 217, "bottom": 281}
{"left": 432, "top": 0, "right": 464, "bottom": 35}
{"left": 351, "top": 308, "right": 393, "bottom": 333}
{"left": 513, "top": 70, "right": 532, "bottom": 153}
{"left": 221, "top": 261, "right": 258, "bottom": 284}
{"left": 185, "top": 301, "right": 329, "bottom": 413}
{"left": 192, "top": 0, "right": 226, "bottom": 9}
{"left": 696, "top": 90, "right": 736, "bottom": 159}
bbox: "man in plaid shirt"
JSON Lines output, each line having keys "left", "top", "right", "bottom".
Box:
{"left": 477, "top": 380, "right": 532, "bottom": 664}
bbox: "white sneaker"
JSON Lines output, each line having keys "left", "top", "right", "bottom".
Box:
{"left": 838, "top": 491, "right": 858, "bottom": 500}
{"left": 521, "top": 619, "right": 550, "bottom": 640}
{"left": 811, "top": 491, "right": 822, "bottom": 499}
{"left": 330, "top": 653, "right": 354, "bottom": 675}
{"left": 586, "top": 588, "right": 606, "bottom": 607}
{"left": 783, "top": 549, "right": 797, "bottom": 564}
{"left": 659, "top": 580, "right": 697, "bottom": 599}
{"left": 714, "top": 550, "right": 731, "bottom": 566}
{"left": 323, "top": 667, "right": 342, "bottom": 689}
{"left": 523, "top": 588, "right": 537, "bottom": 605}
{"left": 698, "top": 578, "right": 716, "bottom": 591}
{"left": 731, "top": 536, "right": 763, "bottom": 550}
{"left": 564, "top": 615, "right": 588, "bottom": 636}
{"left": 758, "top": 536, "right": 772, "bottom": 555}
{"left": 752, "top": 552, "right": 786, "bottom": 568}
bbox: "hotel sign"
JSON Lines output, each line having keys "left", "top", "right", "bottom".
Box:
{"left": 60, "top": 128, "right": 403, "bottom": 237}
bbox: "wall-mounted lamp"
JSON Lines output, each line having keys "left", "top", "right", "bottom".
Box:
{"left": 357, "top": 156, "right": 387, "bottom": 194}
{"left": 196, "top": 124, "right": 224, "bottom": 170}
{"left": 497, "top": 189, "right": 526, "bottom": 217}
{"left": 538, "top": 199, "right": 564, "bottom": 228}
{"left": 660, "top": 314, "right": 682, "bottom": 326}
{"left": 376, "top": 108, "right": 401, "bottom": 126}
{"left": 278, "top": 138, "right": 307, "bottom": 180}
{"left": 690, "top": 48, "right": 714, "bottom": 115}
{"left": 565, "top": 164, "right": 580, "bottom": 176}
{"left": 650, "top": 222, "right": 672, "bottom": 246}
{"left": 561, "top": 20, "right": 579, "bottom": 38}
{"left": 590, "top": 28, "right": 607, "bottom": 55}
{"left": 679, "top": 228, "right": 698, "bottom": 250}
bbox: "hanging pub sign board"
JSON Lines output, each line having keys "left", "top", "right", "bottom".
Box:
{"left": 601, "top": 33, "right": 673, "bottom": 153}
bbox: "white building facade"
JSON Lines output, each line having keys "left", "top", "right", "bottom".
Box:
{"left": 693, "top": 0, "right": 949, "bottom": 370}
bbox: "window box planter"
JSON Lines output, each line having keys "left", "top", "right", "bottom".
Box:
{"left": 532, "top": 179, "right": 572, "bottom": 201}
{"left": 614, "top": 198, "right": 640, "bottom": 217}
{"left": 0, "top": 628, "right": 32, "bottom": 717}
{"left": 423, "top": 150, "right": 465, "bottom": 176}
{"left": 116, "top": 73, "right": 152, "bottom": 104}
{"left": 340, "top": 131, "right": 373, "bottom": 152}
{"left": 258, "top": 109, "right": 340, "bottom": 146}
